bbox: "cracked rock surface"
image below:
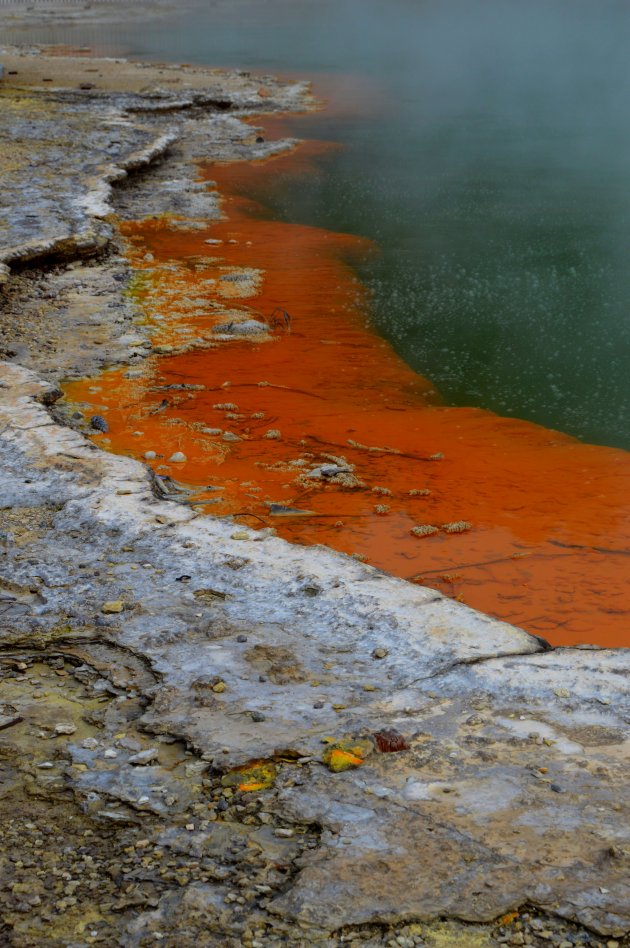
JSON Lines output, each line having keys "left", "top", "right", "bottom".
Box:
{"left": 1, "top": 362, "right": 629, "bottom": 946}
{"left": 0, "top": 47, "right": 628, "bottom": 948}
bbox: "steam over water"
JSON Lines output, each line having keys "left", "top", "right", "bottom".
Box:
{"left": 12, "top": 0, "right": 630, "bottom": 447}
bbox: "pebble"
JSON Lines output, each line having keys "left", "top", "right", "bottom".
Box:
{"left": 410, "top": 524, "right": 439, "bottom": 538}
{"left": 82, "top": 737, "right": 99, "bottom": 750}
{"left": 103, "top": 749, "right": 118, "bottom": 759}
{"left": 144, "top": 451, "right": 157, "bottom": 460}
{"left": 222, "top": 431, "right": 241, "bottom": 442}
{"left": 236, "top": 634, "right": 248, "bottom": 643}
{"left": 212, "top": 681, "right": 226, "bottom": 694}
{"left": 128, "top": 748, "right": 159, "bottom": 766}
{"left": 250, "top": 711, "right": 266, "bottom": 722}
{"left": 168, "top": 452, "right": 187, "bottom": 463}
{"left": 274, "top": 828, "right": 295, "bottom": 838}
{"left": 90, "top": 414, "right": 109, "bottom": 433}
{"left": 101, "top": 600, "right": 124, "bottom": 614}
{"left": 264, "top": 429, "right": 281, "bottom": 440}
{"left": 54, "top": 722, "right": 77, "bottom": 735}
{"left": 372, "top": 647, "right": 389, "bottom": 659}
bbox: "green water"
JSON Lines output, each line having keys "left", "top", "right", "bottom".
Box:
{"left": 9, "top": 0, "right": 630, "bottom": 447}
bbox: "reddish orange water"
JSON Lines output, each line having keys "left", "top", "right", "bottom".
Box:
{"left": 65, "top": 122, "right": 630, "bottom": 648}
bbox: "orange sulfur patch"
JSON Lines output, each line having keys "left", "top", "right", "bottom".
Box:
{"left": 65, "top": 115, "right": 630, "bottom": 649}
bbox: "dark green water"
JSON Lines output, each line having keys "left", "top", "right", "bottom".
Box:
{"left": 9, "top": 0, "right": 630, "bottom": 447}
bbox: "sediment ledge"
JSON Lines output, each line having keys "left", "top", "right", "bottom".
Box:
{"left": 0, "top": 48, "right": 629, "bottom": 948}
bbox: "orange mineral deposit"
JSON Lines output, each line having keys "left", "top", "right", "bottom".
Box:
{"left": 65, "top": 113, "right": 630, "bottom": 649}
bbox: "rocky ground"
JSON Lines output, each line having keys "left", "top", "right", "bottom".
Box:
{"left": 0, "top": 46, "right": 629, "bottom": 948}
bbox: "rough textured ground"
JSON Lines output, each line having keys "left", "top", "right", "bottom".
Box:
{"left": 0, "top": 47, "right": 629, "bottom": 948}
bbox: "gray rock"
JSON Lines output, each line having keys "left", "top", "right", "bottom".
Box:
{"left": 128, "top": 748, "right": 159, "bottom": 766}
{"left": 90, "top": 414, "right": 109, "bottom": 433}
{"left": 212, "top": 319, "right": 266, "bottom": 336}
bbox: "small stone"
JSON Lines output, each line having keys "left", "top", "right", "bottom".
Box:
{"left": 128, "top": 748, "right": 159, "bottom": 766}
{"left": 274, "top": 828, "right": 295, "bottom": 838}
{"left": 372, "top": 647, "right": 389, "bottom": 659}
{"left": 37, "top": 761, "right": 54, "bottom": 769}
{"left": 264, "top": 429, "right": 281, "bottom": 440}
{"left": 222, "top": 431, "right": 242, "bottom": 442}
{"left": 144, "top": 451, "right": 157, "bottom": 460}
{"left": 607, "top": 941, "right": 620, "bottom": 948}
{"left": 82, "top": 738, "right": 99, "bottom": 750}
{"left": 212, "top": 681, "right": 226, "bottom": 694}
{"left": 373, "top": 728, "right": 409, "bottom": 753}
{"left": 101, "top": 600, "right": 124, "bottom": 614}
{"left": 169, "top": 452, "right": 187, "bottom": 463}
{"left": 251, "top": 711, "right": 266, "bottom": 722}
{"left": 442, "top": 520, "right": 472, "bottom": 533}
{"left": 410, "top": 524, "right": 439, "bottom": 538}
{"left": 54, "top": 723, "right": 76, "bottom": 736}
{"left": 103, "top": 749, "right": 118, "bottom": 759}
{"left": 236, "top": 634, "right": 248, "bottom": 643}
{"left": 185, "top": 823, "right": 195, "bottom": 831}
{"left": 90, "top": 415, "right": 109, "bottom": 433}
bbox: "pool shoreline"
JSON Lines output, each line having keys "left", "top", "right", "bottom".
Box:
{"left": 1, "top": 45, "right": 629, "bottom": 946}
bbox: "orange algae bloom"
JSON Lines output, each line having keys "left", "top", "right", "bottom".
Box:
{"left": 64, "top": 111, "right": 630, "bottom": 650}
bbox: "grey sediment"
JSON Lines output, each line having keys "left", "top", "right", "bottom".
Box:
{"left": 0, "top": 46, "right": 629, "bottom": 947}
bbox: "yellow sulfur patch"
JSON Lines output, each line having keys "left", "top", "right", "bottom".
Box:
{"left": 221, "top": 759, "right": 277, "bottom": 792}
{"left": 322, "top": 739, "right": 373, "bottom": 773}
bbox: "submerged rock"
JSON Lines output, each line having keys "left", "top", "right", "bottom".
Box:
{"left": 213, "top": 319, "right": 267, "bottom": 336}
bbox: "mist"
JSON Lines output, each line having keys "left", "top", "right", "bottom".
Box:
{"left": 8, "top": 0, "right": 630, "bottom": 446}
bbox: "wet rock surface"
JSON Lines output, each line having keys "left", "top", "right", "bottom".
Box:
{"left": 1, "top": 364, "right": 629, "bottom": 946}
{"left": 0, "top": 48, "right": 628, "bottom": 948}
{"left": 0, "top": 45, "right": 307, "bottom": 380}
